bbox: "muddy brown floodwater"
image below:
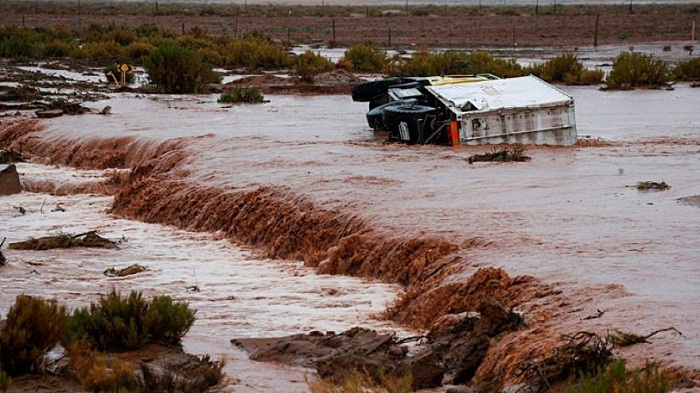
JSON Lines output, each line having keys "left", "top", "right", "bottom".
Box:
{"left": 1, "top": 71, "right": 700, "bottom": 390}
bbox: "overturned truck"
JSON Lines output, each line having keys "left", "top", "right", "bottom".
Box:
{"left": 352, "top": 74, "right": 577, "bottom": 146}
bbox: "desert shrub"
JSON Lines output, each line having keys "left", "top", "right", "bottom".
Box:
{"left": 386, "top": 49, "right": 523, "bottom": 78}
{"left": 606, "top": 51, "right": 669, "bottom": 89}
{"left": 66, "top": 289, "right": 196, "bottom": 351}
{"left": 74, "top": 351, "right": 139, "bottom": 393}
{"left": 526, "top": 52, "right": 603, "bottom": 85}
{"left": 144, "top": 45, "right": 218, "bottom": 93}
{"left": 222, "top": 37, "right": 292, "bottom": 70}
{"left": 0, "top": 295, "right": 68, "bottom": 376}
{"left": 341, "top": 42, "right": 387, "bottom": 73}
{"left": 76, "top": 40, "right": 125, "bottom": 61}
{"left": 196, "top": 46, "right": 225, "bottom": 67}
{"left": 385, "top": 49, "right": 464, "bottom": 77}
{"left": 465, "top": 50, "right": 524, "bottom": 78}
{"left": 575, "top": 68, "right": 605, "bottom": 85}
{"left": 0, "top": 27, "right": 38, "bottom": 59}
{"left": 123, "top": 41, "right": 155, "bottom": 61}
{"left": 218, "top": 87, "right": 265, "bottom": 104}
{"left": 294, "top": 50, "right": 335, "bottom": 82}
{"left": 175, "top": 35, "right": 213, "bottom": 51}
{"left": 672, "top": 57, "right": 700, "bottom": 81}
{"left": 40, "top": 39, "right": 79, "bottom": 58}
{"left": 103, "top": 27, "right": 138, "bottom": 46}
{"left": 566, "top": 359, "right": 673, "bottom": 393}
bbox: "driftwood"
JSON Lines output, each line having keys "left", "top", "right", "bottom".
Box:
{"left": 519, "top": 331, "right": 613, "bottom": 391}
{"left": 468, "top": 147, "right": 531, "bottom": 164}
{"left": 9, "top": 231, "right": 118, "bottom": 251}
{"left": 582, "top": 309, "right": 605, "bottom": 320}
{"left": 104, "top": 264, "right": 146, "bottom": 277}
{"left": 610, "top": 327, "right": 683, "bottom": 347}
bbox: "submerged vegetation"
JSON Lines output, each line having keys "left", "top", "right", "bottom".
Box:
{"left": 606, "top": 51, "right": 670, "bottom": 89}
{"left": 218, "top": 87, "right": 265, "bottom": 104}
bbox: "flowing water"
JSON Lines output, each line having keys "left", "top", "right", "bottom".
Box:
{"left": 1, "top": 165, "right": 410, "bottom": 392}
{"left": 1, "top": 63, "right": 700, "bottom": 390}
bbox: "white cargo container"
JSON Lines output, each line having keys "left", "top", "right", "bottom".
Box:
{"left": 425, "top": 75, "right": 577, "bottom": 146}
{"left": 355, "top": 74, "right": 577, "bottom": 147}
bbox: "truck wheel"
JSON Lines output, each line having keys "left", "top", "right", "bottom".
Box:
{"left": 383, "top": 104, "right": 436, "bottom": 144}
{"left": 351, "top": 78, "right": 405, "bottom": 102}
{"left": 365, "top": 99, "right": 416, "bottom": 131}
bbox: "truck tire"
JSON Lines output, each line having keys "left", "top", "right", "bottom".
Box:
{"left": 366, "top": 100, "right": 413, "bottom": 131}
{"left": 351, "top": 78, "right": 405, "bottom": 102}
{"left": 383, "top": 104, "right": 436, "bottom": 144}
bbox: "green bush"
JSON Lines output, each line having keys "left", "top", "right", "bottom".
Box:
{"left": 0, "top": 27, "right": 38, "bottom": 59}
{"left": 222, "top": 37, "right": 293, "bottom": 70}
{"left": 0, "top": 295, "right": 68, "bottom": 376}
{"left": 567, "top": 359, "right": 673, "bottom": 393}
{"left": 342, "top": 42, "right": 387, "bottom": 73}
{"left": 672, "top": 57, "right": 700, "bottom": 81}
{"left": 67, "top": 289, "right": 196, "bottom": 351}
{"left": 76, "top": 40, "right": 125, "bottom": 61}
{"left": 144, "top": 45, "right": 219, "bottom": 93}
{"left": 123, "top": 41, "right": 155, "bottom": 61}
{"left": 385, "top": 49, "right": 524, "bottom": 78}
{"left": 218, "top": 87, "right": 265, "bottom": 104}
{"left": 294, "top": 50, "right": 335, "bottom": 82}
{"left": 606, "top": 51, "right": 669, "bottom": 89}
{"left": 526, "top": 52, "right": 603, "bottom": 85}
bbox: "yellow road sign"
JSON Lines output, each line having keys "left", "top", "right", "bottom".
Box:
{"left": 118, "top": 63, "right": 133, "bottom": 73}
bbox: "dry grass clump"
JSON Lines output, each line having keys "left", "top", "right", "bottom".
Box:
{"left": 308, "top": 368, "right": 412, "bottom": 393}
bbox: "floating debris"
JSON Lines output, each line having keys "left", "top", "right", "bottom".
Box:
{"left": 467, "top": 147, "right": 531, "bottom": 164}
{"left": 636, "top": 181, "right": 670, "bottom": 191}
{"left": 9, "top": 231, "right": 118, "bottom": 251}
{"left": 104, "top": 263, "right": 147, "bottom": 277}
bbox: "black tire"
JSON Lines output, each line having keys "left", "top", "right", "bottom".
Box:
{"left": 365, "top": 99, "right": 416, "bottom": 131}
{"left": 383, "top": 104, "right": 436, "bottom": 145}
{"left": 351, "top": 78, "right": 405, "bottom": 102}
{"left": 366, "top": 107, "right": 385, "bottom": 130}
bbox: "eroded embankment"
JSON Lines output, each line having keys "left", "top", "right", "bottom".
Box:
{"left": 0, "top": 118, "right": 630, "bottom": 389}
